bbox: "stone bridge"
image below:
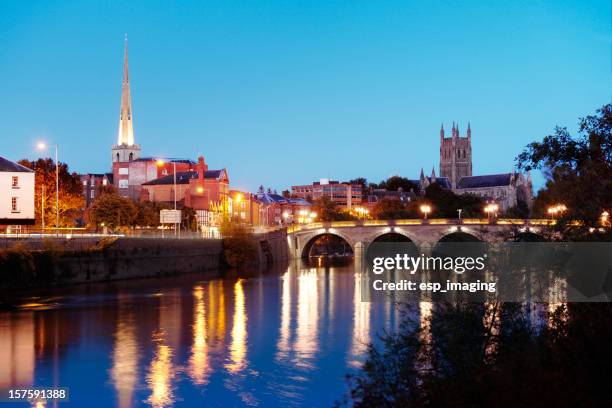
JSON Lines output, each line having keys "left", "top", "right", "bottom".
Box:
{"left": 287, "top": 218, "right": 554, "bottom": 258}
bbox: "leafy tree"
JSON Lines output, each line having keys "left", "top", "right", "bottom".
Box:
{"left": 18, "top": 158, "right": 84, "bottom": 227}
{"left": 181, "top": 206, "right": 197, "bottom": 231}
{"left": 89, "top": 190, "right": 137, "bottom": 230}
{"left": 516, "top": 104, "right": 612, "bottom": 229}
{"left": 311, "top": 197, "right": 357, "bottom": 221}
{"left": 134, "top": 200, "right": 169, "bottom": 227}
{"left": 372, "top": 199, "right": 415, "bottom": 219}
{"left": 219, "top": 218, "right": 258, "bottom": 267}
{"left": 343, "top": 302, "right": 612, "bottom": 407}
{"left": 374, "top": 176, "right": 418, "bottom": 192}
{"left": 424, "top": 183, "right": 485, "bottom": 218}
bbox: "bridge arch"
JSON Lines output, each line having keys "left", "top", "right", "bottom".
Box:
{"left": 436, "top": 231, "right": 483, "bottom": 244}
{"left": 301, "top": 232, "right": 354, "bottom": 258}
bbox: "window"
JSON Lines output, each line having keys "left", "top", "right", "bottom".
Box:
{"left": 119, "top": 167, "right": 129, "bottom": 175}
{"left": 118, "top": 179, "right": 129, "bottom": 189}
{"left": 90, "top": 190, "right": 95, "bottom": 198}
{"left": 11, "top": 197, "right": 18, "bottom": 212}
{"left": 83, "top": 180, "right": 88, "bottom": 186}
{"left": 11, "top": 176, "right": 19, "bottom": 188}
{"left": 103, "top": 179, "right": 108, "bottom": 186}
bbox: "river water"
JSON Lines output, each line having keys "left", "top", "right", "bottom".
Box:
{"left": 0, "top": 260, "right": 401, "bottom": 407}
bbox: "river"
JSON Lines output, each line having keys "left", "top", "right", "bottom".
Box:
{"left": 0, "top": 260, "right": 401, "bottom": 407}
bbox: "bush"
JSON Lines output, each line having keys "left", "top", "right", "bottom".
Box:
{"left": 220, "top": 219, "right": 259, "bottom": 267}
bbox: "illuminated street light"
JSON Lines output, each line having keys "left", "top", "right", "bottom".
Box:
{"left": 601, "top": 210, "right": 610, "bottom": 227}
{"left": 484, "top": 203, "right": 499, "bottom": 220}
{"left": 37, "top": 142, "right": 59, "bottom": 234}
{"left": 547, "top": 204, "right": 567, "bottom": 220}
{"left": 420, "top": 204, "right": 431, "bottom": 220}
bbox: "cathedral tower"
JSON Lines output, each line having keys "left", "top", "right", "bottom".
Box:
{"left": 112, "top": 35, "right": 140, "bottom": 165}
{"left": 439, "top": 122, "right": 472, "bottom": 188}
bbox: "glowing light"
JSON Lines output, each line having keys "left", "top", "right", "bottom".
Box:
{"left": 155, "top": 159, "right": 165, "bottom": 167}
{"left": 189, "top": 286, "right": 209, "bottom": 385}
{"left": 420, "top": 204, "right": 432, "bottom": 219}
{"left": 226, "top": 279, "right": 247, "bottom": 373}
{"left": 196, "top": 186, "right": 204, "bottom": 194}
{"left": 111, "top": 298, "right": 139, "bottom": 408}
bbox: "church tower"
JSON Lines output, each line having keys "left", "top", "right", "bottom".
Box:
{"left": 112, "top": 36, "right": 140, "bottom": 195}
{"left": 439, "top": 122, "right": 472, "bottom": 189}
{"left": 112, "top": 35, "right": 140, "bottom": 165}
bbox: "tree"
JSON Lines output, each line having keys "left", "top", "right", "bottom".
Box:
{"left": 219, "top": 218, "right": 258, "bottom": 267}
{"left": 375, "top": 176, "right": 418, "bottom": 192}
{"left": 18, "top": 158, "right": 84, "bottom": 227}
{"left": 134, "top": 200, "right": 169, "bottom": 227}
{"left": 181, "top": 206, "right": 197, "bottom": 231}
{"left": 311, "top": 197, "right": 356, "bottom": 221}
{"left": 516, "top": 104, "right": 612, "bottom": 229}
{"left": 343, "top": 302, "right": 612, "bottom": 407}
{"left": 89, "top": 190, "right": 137, "bottom": 230}
{"left": 372, "top": 198, "right": 415, "bottom": 219}
{"left": 424, "top": 183, "right": 485, "bottom": 218}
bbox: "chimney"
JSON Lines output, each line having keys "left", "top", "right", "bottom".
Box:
{"left": 197, "top": 156, "right": 208, "bottom": 180}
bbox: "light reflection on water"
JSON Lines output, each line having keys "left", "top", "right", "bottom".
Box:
{"left": 0, "top": 261, "right": 403, "bottom": 407}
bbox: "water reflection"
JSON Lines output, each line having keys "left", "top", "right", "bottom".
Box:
{"left": 349, "top": 271, "right": 370, "bottom": 367}
{"left": 0, "top": 262, "right": 400, "bottom": 407}
{"left": 226, "top": 279, "right": 247, "bottom": 374}
{"left": 0, "top": 312, "right": 35, "bottom": 388}
{"left": 295, "top": 269, "right": 319, "bottom": 369}
{"left": 146, "top": 291, "right": 180, "bottom": 408}
{"left": 110, "top": 295, "right": 139, "bottom": 408}
{"left": 188, "top": 286, "right": 209, "bottom": 385}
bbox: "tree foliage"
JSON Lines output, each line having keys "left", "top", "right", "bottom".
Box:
{"left": 88, "top": 190, "right": 138, "bottom": 229}
{"left": 219, "top": 218, "right": 258, "bottom": 267}
{"left": 371, "top": 176, "right": 418, "bottom": 192}
{"left": 18, "top": 158, "right": 84, "bottom": 227}
{"left": 311, "top": 197, "right": 357, "bottom": 221}
{"left": 516, "top": 104, "right": 612, "bottom": 227}
{"left": 343, "top": 302, "right": 612, "bottom": 407}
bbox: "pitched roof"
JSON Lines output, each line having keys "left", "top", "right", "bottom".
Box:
{"left": 0, "top": 157, "right": 34, "bottom": 172}
{"left": 457, "top": 174, "right": 512, "bottom": 189}
{"left": 142, "top": 170, "right": 226, "bottom": 185}
{"left": 430, "top": 177, "right": 452, "bottom": 189}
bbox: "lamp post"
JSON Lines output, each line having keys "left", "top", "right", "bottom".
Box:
{"left": 37, "top": 143, "right": 59, "bottom": 235}
{"left": 484, "top": 203, "right": 498, "bottom": 222}
{"left": 547, "top": 204, "right": 567, "bottom": 221}
{"left": 156, "top": 159, "right": 178, "bottom": 236}
{"left": 420, "top": 204, "right": 431, "bottom": 221}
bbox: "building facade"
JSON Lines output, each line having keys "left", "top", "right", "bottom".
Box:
{"left": 291, "top": 179, "right": 362, "bottom": 208}
{"left": 80, "top": 173, "right": 112, "bottom": 207}
{"left": 0, "top": 157, "right": 35, "bottom": 230}
{"left": 440, "top": 122, "right": 472, "bottom": 189}
{"left": 229, "top": 190, "right": 261, "bottom": 226}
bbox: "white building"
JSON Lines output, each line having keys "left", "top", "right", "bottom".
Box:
{"left": 0, "top": 157, "right": 35, "bottom": 230}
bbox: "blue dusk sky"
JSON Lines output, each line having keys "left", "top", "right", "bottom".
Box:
{"left": 0, "top": 1, "right": 609, "bottom": 192}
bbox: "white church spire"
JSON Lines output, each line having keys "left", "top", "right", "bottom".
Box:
{"left": 117, "top": 34, "right": 135, "bottom": 146}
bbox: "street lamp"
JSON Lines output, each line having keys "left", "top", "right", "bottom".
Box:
{"left": 547, "top": 204, "right": 567, "bottom": 220}
{"left": 484, "top": 203, "right": 499, "bottom": 221}
{"left": 37, "top": 142, "right": 59, "bottom": 235}
{"left": 156, "top": 159, "right": 178, "bottom": 236}
{"left": 420, "top": 204, "right": 431, "bottom": 220}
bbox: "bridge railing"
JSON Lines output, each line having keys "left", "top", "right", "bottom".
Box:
{"left": 287, "top": 218, "right": 559, "bottom": 233}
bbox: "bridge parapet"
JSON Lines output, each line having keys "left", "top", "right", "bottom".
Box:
{"left": 287, "top": 219, "right": 557, "bottom": 259}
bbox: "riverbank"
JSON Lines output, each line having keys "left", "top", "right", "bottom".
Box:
{"left": 0, "top": 229, "right": 290, "bottom": 291}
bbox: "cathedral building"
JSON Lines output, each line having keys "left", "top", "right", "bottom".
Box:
{"left": 417, "top": 123, "right": 532, "bottom": 212}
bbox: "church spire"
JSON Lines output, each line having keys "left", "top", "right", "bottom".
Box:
{"left": 117, "top": 34, "right": 135, "bottom": 146}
